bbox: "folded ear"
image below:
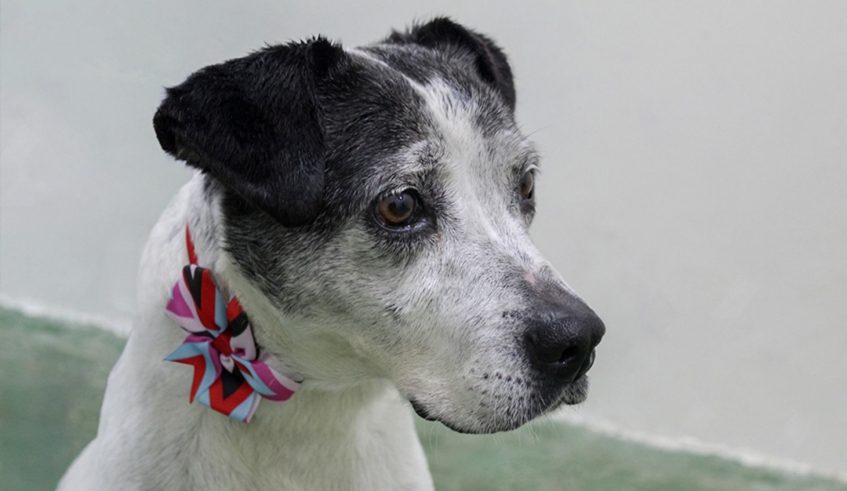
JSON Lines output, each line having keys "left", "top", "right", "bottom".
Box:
{"left": 387, "top": 17, "right": 516, "bottom": 111}
{"left": 153, "top": 38, "right": 345, "bottom": 226}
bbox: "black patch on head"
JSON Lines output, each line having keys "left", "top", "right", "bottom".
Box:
{"left": 159, "top": 22, "right": 522, "bottom": 316}
{"left": 386, "top": 17, "right": 516, "bottom": 111}
{"left": 319, "top": 79, "right": 430, "bottom": 222}
{"left": 153, "top": 38, "right": 346, "bottom": 226}
{"left": 211, "top": 49, "right": 434, "bottom": 313}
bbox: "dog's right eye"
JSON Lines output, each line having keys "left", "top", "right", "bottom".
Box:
{"left": 375, "top": 190, "right": 419, "bottom": 228}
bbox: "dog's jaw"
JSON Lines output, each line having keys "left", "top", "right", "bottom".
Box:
{"left": 397, "top": 339, "right": 593, "bottom": 434}
{"left": 408, "top": 377, "right": 591, "bottom": 435}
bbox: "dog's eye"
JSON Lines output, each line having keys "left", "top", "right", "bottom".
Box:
{"left": 519, "top": 171, "right": 534, "bottom": 200}
{"left": 375, "top": 191, "right": 418, "bottom": 227}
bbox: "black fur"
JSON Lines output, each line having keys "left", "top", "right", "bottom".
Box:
{"left": 153, "top": 38, "right": 345, "bottom": 226}
{"left": 216, "top": 52, "right": 436, "bottom": 312}
{"left": 386, "top": 17, "right": 516, "bottom": 111}
{"left": 148, "top": 19, "right": 604, "bottom": 436}
{"left": 154, "top": 19, "right": 522, "bottom": 310}
{"left": 154, "top": 18, "right": 516, "bottom": 230}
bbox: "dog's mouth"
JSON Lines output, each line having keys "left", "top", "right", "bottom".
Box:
{"left": 556, "top": 373, "right": 591, "bottom": 406}
{"left": 408, "top": 399, "right": 481, "bottom": 434}
{"left": 408, "top": 373, "right": 591, "bottom": 434}
{"left": 409, "top": 399, "right": 438, "bottom": 422}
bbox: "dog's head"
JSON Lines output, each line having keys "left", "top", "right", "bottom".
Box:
{"left": 153, "top": 18, "right": 604, "bottom": 434}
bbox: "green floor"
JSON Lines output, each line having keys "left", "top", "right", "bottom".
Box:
{"left": 0, "top": 307, "right": 843, "bottom": 491}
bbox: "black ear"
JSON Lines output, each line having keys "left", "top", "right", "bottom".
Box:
{"left": 153, "top": 38, "right": 345, "bottom": 226}
{"left": 387, "top": 17, "right": 516, "bottom": 111}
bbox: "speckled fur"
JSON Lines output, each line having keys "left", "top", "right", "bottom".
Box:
{"left": 59, "top": 18, "right": 600, "bottom": 491}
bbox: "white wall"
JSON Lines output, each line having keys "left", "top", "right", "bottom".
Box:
{"left": 1, "top": 0, "right": 844, "bottom": 474}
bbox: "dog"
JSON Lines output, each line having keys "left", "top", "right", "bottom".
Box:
{"left": 58, "top": 18, "right": 605, "bottom": 491}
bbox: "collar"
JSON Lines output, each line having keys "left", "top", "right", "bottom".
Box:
{"left": 164, "top": 225, "right": 300, "bottom": 423}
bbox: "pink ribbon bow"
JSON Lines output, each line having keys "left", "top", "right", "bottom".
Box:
{"left": 164, "top": 226, "right": 300, "bottom": 422}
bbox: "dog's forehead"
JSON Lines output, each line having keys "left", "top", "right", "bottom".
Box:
{"left": 320, "top": 50, "right": 429, "bottom": 162}
{"left": 353, "top": 43, "right": 517, "bottom": 139}
{"left": 322, "top": 45, "right": 535, "bottom": 207}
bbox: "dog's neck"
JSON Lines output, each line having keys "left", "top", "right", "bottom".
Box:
{"left": 106, "top": 175, "right": 432, "bottom": 490}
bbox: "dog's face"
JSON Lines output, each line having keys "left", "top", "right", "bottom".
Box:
{"left": 154, "top": 19, "right": 604, "bottom": 433}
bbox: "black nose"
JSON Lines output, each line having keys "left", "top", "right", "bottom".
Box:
{"left": 524, "top": 308, "right": 605, "bottom": 383}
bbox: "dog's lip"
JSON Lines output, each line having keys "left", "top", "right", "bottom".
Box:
{"left": 409, "top": 398, "right": 504, "bottom": 434}
{"left": 409, "top": 352, "right": 595, "bottom": 432}
{"left": 572, "top": 350, "right": 596, "bottom": 382}
{"left": 409, "top": 398, "right": 438, "bottom": 422}
{"left": 557, "top": 374, "right": 590, "bottom": 406}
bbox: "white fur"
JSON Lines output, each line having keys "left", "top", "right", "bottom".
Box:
{"left": 58, "top": 178, "right": 433, "bottom": 491}
{"left": 59, "top": 66, "right": 591, "bottom": 489}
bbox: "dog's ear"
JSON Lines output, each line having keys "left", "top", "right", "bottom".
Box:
{"left": 153, "top": 38, "right": 345, "bottom": 226}
{"left": 387, "top": 17, "right": 516, "bottom": 111}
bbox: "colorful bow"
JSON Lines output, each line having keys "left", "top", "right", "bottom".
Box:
{"left": 164, "top": 226, "right": 300, "bottom": 423}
